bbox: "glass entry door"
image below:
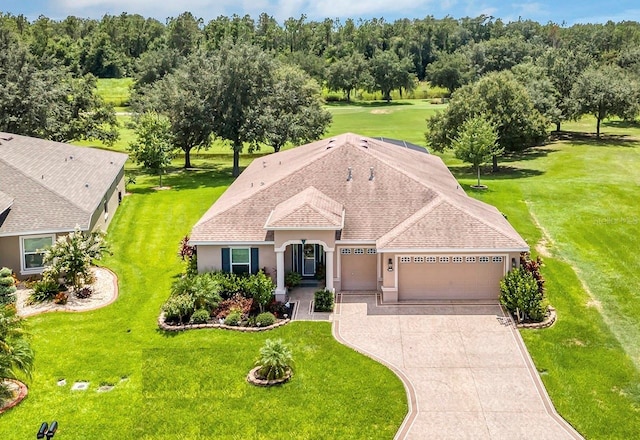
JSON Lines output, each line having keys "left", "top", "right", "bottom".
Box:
{"left": 302, "top": 244, "right": 316, "bottom": 276}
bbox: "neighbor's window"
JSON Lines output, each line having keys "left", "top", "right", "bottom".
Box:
{"left": 22, "top": 235, "right": 54, "bottom": 272}
{"left": 231, "top": 248, "right": 251, "bottom": 275}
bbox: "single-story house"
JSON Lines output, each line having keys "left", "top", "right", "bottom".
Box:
{"left": 190, "top": 133, "right": 528, "bottom": 303}
{"left": 0, "top": 132, "right": 127, "bottom": 278}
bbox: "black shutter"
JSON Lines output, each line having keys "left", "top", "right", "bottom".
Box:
{"left": 221, "top": 248, "right": 230, "bottom": 272}
{"left": 251, "top": 248, "right": 259, "bottom": 274}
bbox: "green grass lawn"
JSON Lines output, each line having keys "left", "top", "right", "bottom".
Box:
{"left": 0, "top": 170, "right": 406, "bottom": 439}
{"left": 97, "top": 78, "right": 134, "bottom": 107}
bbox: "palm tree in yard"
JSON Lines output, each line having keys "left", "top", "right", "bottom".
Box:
{"left": 0, "top": 305, "right": 34, "bottom": 403}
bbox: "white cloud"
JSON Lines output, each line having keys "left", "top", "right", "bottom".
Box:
{"left": 53, "top": 0, "right": 234, "bottom": 20}
{"left": 511, "top": 2, "right": 547, "bottom": 19}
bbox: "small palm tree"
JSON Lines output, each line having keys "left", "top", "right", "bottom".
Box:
{"left": 255, "top": 339, "right": 293, "bottom": 381}
{"left": 0, "top": 305, "right": 34, "bottom": 403}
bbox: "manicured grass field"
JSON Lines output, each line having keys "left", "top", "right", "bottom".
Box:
{"left": 0, "top": 169, "right": 406, "bottom": 439}
{"left": 96, "top": 78, "right": 134, "bottom": 107}
{"left": 6, "top": 78, "right": 640, "bottom": 439}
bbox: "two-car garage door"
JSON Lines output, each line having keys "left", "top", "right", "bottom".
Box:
{"left": 398, "top": 255, "right": 506, "bottom": 301}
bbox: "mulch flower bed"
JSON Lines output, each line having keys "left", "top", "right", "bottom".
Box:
{"left": 157, "top": 312, "right": 291, "bottom": 332}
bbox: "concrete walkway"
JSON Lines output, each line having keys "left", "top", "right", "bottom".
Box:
{"left": 332, "top": 293, "right": 583, "bottom": 440}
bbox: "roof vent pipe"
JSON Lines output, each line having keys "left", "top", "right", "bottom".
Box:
{"left": 347, "top": 167, "right": 352, "bottom": 181}
{"left": 369, "top": 167, "right": 374, "bottom": 181}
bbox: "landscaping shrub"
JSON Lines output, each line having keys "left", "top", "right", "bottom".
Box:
{"left": 285, "top": 271, "right": 302, "bottom": 288}
{"left": 255, "top": 339, "right": 293, "bottom": 380}
{"left": 75, "top": 286, "right": 93, "bottom": 299}
{"left": 29, "top": 277, "right": 60, "bottom": 303}
{"left": 0, "top": 267, "right": 16, "bottom": 306}
{"left": 191, "top": 308, "right": 210, "bottom": 324}
{"left": 43, "top": 226, "right": 109, "bottom": 291}
{"left": 163, "top": 293, "right": 195, "bottom": 324}
{"left": 53, "top": 292, "right": 68, "bottom": 305}
{"left": 268, "top": 300, "right": 292, "bottom": 319}
{"left": 315, "top": 263, "right": 325, "bottom": 281}
{"left": 256, "top": 312, "right": 276, "bottom": 327}
{"left": 224, "top": 309, "right": 242, "bottom": 326}
{"left": 208, "top": 272, "right": 248, "bottom": 299}
{"left": 214, "top": 294, "right": 252, "bottom": 319}
{"left": 170, "top": 274, "right": 222, "bottom": 312}
{"left": 520, "top": 252, "right": 545, "bottom": 294}
{"left": 500, "top": 267, "right": 546, "bottom": 323}
{"left": 246, "top": 271, "right": 275, "bottom": 312}
{"left": 314, "top": 288, "right": 334, "bottom": 312}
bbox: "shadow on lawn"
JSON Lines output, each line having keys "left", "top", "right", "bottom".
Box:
{"left": 450, "top": 164, "right": 544, "bottom": 181}
{"left": 325, "top": 100, "right": 413, "bottom": 108}
{"left": 550, "top": 130, "right": 639, "bottom": 147}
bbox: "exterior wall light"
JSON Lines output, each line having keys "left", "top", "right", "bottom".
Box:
{"left": 388, "top": 258, "right": 393, "bottom": 271}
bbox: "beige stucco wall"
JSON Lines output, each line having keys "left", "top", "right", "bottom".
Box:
{"left": 90, "top": 168, "right": 125, "bottom": 232}
{"left": 0, "top": 236, "right": 21, "bottom": 277}
{"left": 196, "top": 244, "right": 276, "bottom": 280}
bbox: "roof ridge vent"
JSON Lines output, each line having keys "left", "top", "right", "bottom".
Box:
{"left": 369, "top": 167, "right": 374, "bottom": 181}
{"left": 326, "top": 138, "right": 336, "bottom": 149}
{"left": 347, "top": 167, "right": 352, "bottom": 182}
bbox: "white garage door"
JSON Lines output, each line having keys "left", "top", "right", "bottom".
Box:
{"left": 340, "top": 248, "right": 378, "bottom": 291}
{"left": 398, "top": 255, "right": 506, "bottom": 301}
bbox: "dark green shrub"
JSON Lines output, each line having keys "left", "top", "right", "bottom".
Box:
{"left": 191, "top": 308, "right": 210, "bottom": 324}
{"left": 255, "top": 339, "right": 293, "bottom": 380}
{"left": 0, "top": 267, "right": 16, "bottom": 306}
{"left": 314, "top": 288, "right": 334, "bottom": 312}
{"left": 170, "top": 274, "right": 222, "bottom": 311}
{"left": 247, "top": 271, "right": 275, "bottom": 312}
{"left": 256, "top": 312, "right": 276, "bottom": 327}
{"left": 285, "top": 271, "right": 302, "bottom": 288}
{"left": 163, "top": 293, "right": 195, "bottom": 324}
{"left": 500, "top": 267, "right": 546, "bottom": 323}
{"left": 315, "top": 263, "right": 325, "bottom": 281}
{"left": 225, "top": 309, "right": 242, "bottom": 326}
{"left": 29, "top": 277, "right": 60, "bottom": 303}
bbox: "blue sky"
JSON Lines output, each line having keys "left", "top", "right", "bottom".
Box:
{"left": 1, "top": 0, "right": 640, "bottom": 25}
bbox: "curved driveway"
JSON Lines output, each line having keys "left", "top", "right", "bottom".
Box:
{"left": 332, "top": 294, "right": 583, "bottom": 440}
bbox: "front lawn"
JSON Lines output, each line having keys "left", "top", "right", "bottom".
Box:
{"left": 0, "top": 169, "right": 406, "bottom": 439}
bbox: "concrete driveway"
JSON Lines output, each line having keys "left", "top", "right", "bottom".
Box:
{"left": 332, "top": 294, "right": 583, "bottom": 440}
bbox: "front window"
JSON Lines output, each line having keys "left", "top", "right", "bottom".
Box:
{"left": 22, "top": 235, "right": 54, "bottom": 272}
{"left": 231, "top": 248, "right": 250, "bottom": 275}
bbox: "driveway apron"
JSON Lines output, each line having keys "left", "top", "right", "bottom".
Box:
{"left": 332, "top": 294, "right": 583, "bottom": 440}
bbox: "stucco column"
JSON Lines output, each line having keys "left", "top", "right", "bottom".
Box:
{"left": 325, "top": 250, "right": 334, "bottom": 292}
{"left": 275, "top": 249, "right": 287, "bottom": 302}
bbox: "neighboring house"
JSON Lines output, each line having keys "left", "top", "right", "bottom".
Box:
{"left": 191, "top": 133, "right": 528, "bottom": 303}
{"left": 0, "top": 132, "right": 127, "bottom": 278}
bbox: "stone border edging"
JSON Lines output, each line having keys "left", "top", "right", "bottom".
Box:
{"left": 515, "top": 306, "right": 557, "bottom": 329}
{"left": 157, "top": 312, "right": 290, "bottom": 332}
{"left": 0, "top": 379, "right": 28, "bottom": 414}
{"left": 18, "top": 267, "right": 119, "bottom": 318}
{"left": 246, "top": 366, "right": 292, "bottom": 387}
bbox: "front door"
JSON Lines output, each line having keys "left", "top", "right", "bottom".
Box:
{"left": 302, "top": 244, "right": 316, "bottom": 276}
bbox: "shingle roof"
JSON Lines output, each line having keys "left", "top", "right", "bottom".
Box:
{"left": 265, "top": 187, "right": 344, "bottom": 229}
{"left": 0, "top": 191, "right": 13, "bottom": 214}
{"left": 191, "top": 133, "right": 528, "bottom": 251}
{"left": 0, "top": 132, "right": 127, "bottom": 235}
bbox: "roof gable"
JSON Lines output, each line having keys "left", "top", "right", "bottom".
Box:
{"left": 265, "top": 187, "right": 344, "bottom": 230}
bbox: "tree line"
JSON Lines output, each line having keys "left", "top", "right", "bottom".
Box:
{"left": 2, "top": 11, "right": 640, "bottom": 175}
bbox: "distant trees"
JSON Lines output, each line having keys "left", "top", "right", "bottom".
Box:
{"left": 369, "top": 51, "right": 416, "bottom": 102}
{"left": 427, "top": 71, "right": 548, "bottom": 170}
{"left": 570, "top": 65, "right": 639, "bottom": 137}
{"left": 326, "top": 53, "right": 370, "bottom": 102}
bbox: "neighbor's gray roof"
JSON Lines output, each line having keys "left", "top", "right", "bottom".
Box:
{"left": 0, "top": 132, "right": 128, "bottom": 236}
{"left": 191, "top": 133, "right": 528, "bottom": 251}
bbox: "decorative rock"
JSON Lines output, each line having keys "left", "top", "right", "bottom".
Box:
{"left": 57, "top": 379, "right": 67, "bottom": 386}
{"left": 71, "top": 381, "right": 90, "bottom": 391}
{"left": 0, "top": 380, "right": 28, "bottom": 414}
{"left": 247, "top": 366, "right": 292, "bottom": 387}
{"left": 516, "top": 306, "right": 557, "bottom": 329}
